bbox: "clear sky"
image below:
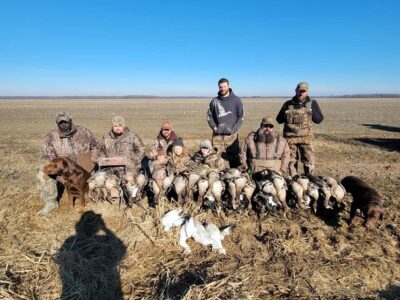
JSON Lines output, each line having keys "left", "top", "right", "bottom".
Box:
{"left": 0, "top": 0, "right": 399, "bottom": 96}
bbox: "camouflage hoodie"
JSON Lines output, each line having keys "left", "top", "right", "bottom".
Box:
{"left": 167, "top": 149, "right": 193, "bottom": 175}
{"left": 192, "top": 150, "right": 225, "bottom": 168}
{"left": 41, "top": 123, "right": 97, "bottom": 162}
{"left": 95, "top": 127, "right": 145, "bottom": 172}
{"left": 147, "top": 130, "right": 177, "bottom": 170}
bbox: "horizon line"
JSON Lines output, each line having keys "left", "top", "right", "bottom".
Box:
{"left": 1, "top": 93, "right": 400, "bottom": 99}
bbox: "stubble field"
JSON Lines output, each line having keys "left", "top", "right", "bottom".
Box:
{"left": 0, "top": 98, "right": 399, "bottom": 299}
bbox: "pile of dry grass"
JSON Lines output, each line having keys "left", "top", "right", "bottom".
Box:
{"left": 0, "top": 99, "right": 399, "bottom": 299}
{"left": 1, "top": 190, "right": 399, "bottom": 299}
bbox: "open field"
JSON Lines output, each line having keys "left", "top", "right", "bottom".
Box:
{"left": 0, "top": 98, "right": 399, "bottom": 299}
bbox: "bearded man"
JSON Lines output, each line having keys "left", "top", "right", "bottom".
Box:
{"left": 239, "top": 116, "right": 290, "bottom": 176}
{"left": 94, "top": 115, "right": 145, "bottom": 175}
{"left": 38, "top": 112, "right": 97, "bottom": 214}
{"left": 207, "top": 78, "right": 244, "bottom": 168}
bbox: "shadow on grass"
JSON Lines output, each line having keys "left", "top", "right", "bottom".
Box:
{"left": 361, "top": 124, "right": 400, "bottom": 133}
{"left": 55, "top": 211, "right": 126, "bottom": 300}
{"left": 352, "top": 138, "right": 400, "bottom": 152}
{"left": 377, "top": 284, "right": 400, "bottom": 299}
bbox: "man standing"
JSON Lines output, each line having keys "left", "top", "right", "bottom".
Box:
{"left": 240, "top": 116, "right": 290, "bottom": 176}
{"left": 207, "top": 78, "right": 244, "bottom": 168}
{"left": 276, "top": 82, "right": 324, "bottom": 176}
{"left": 38, "top": 112, "right": 97, "bottom": 214}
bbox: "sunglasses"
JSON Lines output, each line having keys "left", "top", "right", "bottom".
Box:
{"left": 162, "top": 128, "right": 171, "bottom": 131}
{"left": 299, "top": 90, "right": 307, "bottom": 93}
{"left": 263, "top": 124, "right": 274, "bottom": 129}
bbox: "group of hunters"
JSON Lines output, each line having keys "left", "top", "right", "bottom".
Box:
{"left": 37, "top": 79, "right": 324, "bottom": 214}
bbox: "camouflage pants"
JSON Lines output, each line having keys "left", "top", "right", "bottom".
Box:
{"left": 212, "top": 133, "right": 241, "bottom": 168}
{"left": 288, "top": 143, "right": 315, "bottom": 176}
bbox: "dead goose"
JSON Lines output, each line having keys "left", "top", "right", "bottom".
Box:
{"left": 161, "top": 208, "right": 185, "bottom": 232}
{"left": 87, "top": 171, "right": 107, "bottom": 202}
{"left": 179, "top": 216, "right": 234, "bottom": 255}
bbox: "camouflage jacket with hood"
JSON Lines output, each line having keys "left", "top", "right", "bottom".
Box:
{"left": 41, "top": 123, "right": 97, "bottom": 162}
{"left": 167, "top": 149, "right": 194, "bottom": 175}
{"left": 147, "top": 130, "right": 177, "bottom": 170}
{"left": 192, "top": 151, "right": 226, "bottom": 172}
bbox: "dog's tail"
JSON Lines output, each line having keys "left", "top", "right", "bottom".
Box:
{"left": 220, "top": 225, "right": 236, "bottom": 239}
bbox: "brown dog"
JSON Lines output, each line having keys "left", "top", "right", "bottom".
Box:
{"left": 42, "top": 157, "right": 90, "bottom": 211}
{"left": 340, "top": 176, "right": 383, "bottom": 228}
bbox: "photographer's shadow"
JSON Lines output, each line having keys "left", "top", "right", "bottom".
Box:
{"left": 55, "top": 211, "right": 126, "bottom": 300}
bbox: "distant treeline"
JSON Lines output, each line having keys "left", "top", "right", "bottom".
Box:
{"left": 0, "top": 94, "right": 399, "bottom": 99}
{"left": 330, "top": 94, "right": 400, "bottom": 98}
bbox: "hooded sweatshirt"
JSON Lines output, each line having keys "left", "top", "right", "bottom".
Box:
{"left": 207, "top": 88, "right": 244, "bottom": 135}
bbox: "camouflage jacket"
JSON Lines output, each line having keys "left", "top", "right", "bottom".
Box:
{"left": 147, "top": 131, "right": 177, "bottom": 170}
{"left": 192, "top": 151, "right": 225, "bottom": 172}
{"left": 94, "top": 128, "right": 145, "bottom": 172}
{"left": 240, "top": 131, "right": 290, "bottom": 174}
{"left": 167, "top": 150, "right": 194, "bottom": 175}
{"left": 41, "top": 125, "right": 97, "bottom": 162}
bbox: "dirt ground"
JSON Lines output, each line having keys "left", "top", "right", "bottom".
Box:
{"left": 0, "top": 98, "right": 399, "bottom": 299}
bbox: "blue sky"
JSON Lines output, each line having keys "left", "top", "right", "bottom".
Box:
{"left": 0, "top": 0, "right": 399, "bottom": 96}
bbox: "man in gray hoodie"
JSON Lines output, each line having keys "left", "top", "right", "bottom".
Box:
{"left": 207, "top": 78, "right": 244, "bottom": 168}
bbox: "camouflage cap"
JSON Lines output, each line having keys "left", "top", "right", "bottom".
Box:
{"left": 261, "top": 116, "right": 275, "bottom": 126}
{"left": 56, "top": 112, "right": 72, "bottom": 124}
{"left": 296, "top": 82, "right": 309, "bottom": 91}
{"left": 112, "top": 116, "right": 126, "bottom": 127}
{"left": 200, "top": 139, "right": 213, "bottom": 150}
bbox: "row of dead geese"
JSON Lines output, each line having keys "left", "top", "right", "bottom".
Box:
{"left": 87, "top": 167, "right": 346, "bottom": 216}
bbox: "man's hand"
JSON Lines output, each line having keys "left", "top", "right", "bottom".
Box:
{"left": 238, "top": 165, "right": 247, "bottom": 173}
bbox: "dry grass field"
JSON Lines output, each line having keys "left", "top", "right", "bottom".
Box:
{"left": 0, "top": 98, "right": 399, "bottom": 299}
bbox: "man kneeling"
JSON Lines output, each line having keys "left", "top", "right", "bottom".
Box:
{"left": 91, "top": 116, "right": 146, "bottom": 205}
{"left": 240, "top": 116, "right": 290, "bottom": 176}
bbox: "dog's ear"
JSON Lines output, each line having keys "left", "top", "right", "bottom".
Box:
{"left": 62, "top": 157, "right": 76, "bottom": 173}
